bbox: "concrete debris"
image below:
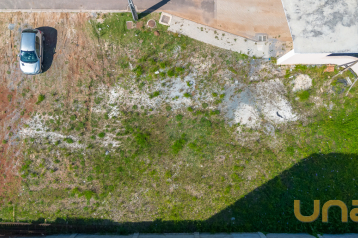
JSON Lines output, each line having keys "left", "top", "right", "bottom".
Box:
{"left": 292, "top": 74, "right": 312, "bottom": 92}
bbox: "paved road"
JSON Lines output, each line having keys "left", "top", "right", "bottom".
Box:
{"left": 0, "top": 0, "right": 196, "bottom": 11}
{"left": 0, "top": 0, "right": 292, "bottom": 41}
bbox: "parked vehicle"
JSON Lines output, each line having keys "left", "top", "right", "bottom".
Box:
{"left": 19, "top": 29, "right": 44, "bottom": 75}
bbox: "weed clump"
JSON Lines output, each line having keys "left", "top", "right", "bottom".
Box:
{"left": 149, "top": 91, "right": 160, "bottom": 99}
{"left": 36, "top": 94, "right": 45, "bottom": 104}
{"left": 98, "top": 132, "right": 106, "bottom": 138}
{"left": 167, "top": 69, "right": 175, "bottom": 77}
{"left": 159, "top": 62, "right": 167, "bottom": 69}
{"left": 176, "top": 114, "right": 183, "bottom": 121}
{"left": 64, "top": 138, "right": 74, "bottom": 143}
{"left": 172, "top": 134, "right": 187, "bottom": 154}
{"left": 298, "top": 90, "right": 310, "bottom": 101}
{"left": 210, "top": 110, "right": 220, "bottom": 115}
{"left": 175, "top": 67, "right": 184, "bottom": 73}
{"left": 134, "top": 132, "right": 150, "bottom": 148}
{"left": 183, "top": 93, "right": 191, "bottom": 98}
{"left": 228, "top": 67, "right": 238, "bottom": 74}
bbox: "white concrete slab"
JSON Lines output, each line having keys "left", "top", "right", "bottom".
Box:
{"left": 168, "top": 15, "right": 271, "bottom": 58}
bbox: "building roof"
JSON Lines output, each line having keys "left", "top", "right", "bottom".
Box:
{"left": 281, "top": 0, "right": 358, "bottom": 53}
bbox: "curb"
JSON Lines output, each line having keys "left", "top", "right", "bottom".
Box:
{"left": 32, "top": 233, "right": 358, "bottom": 238}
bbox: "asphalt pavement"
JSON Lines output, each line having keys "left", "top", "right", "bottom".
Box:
{"left": 0, "top": 0, "right": 292, "bottom": 42}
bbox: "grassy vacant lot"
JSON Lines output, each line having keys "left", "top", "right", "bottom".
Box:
{"left": 1, "top": 12, "right": 358, "bottom": 235}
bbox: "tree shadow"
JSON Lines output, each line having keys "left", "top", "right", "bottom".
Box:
{"left": 138, "top": 0, "right": 171, "bottom": 19}
{"left": 36, "top": 27, "right": 57, "bottom": 73}
{"left": 1, "top": 153, "right": 358, "bottom": 235}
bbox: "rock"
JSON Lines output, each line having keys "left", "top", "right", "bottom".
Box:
{"left": 155, "top": 71, "right": 159, "bottom": 74}
{"left": 292, "top": 74, "right": 312, "bottom": 92}
{"left": 154, "top": 31, "right": 160, "bottom": 36}
{"left": 8, "top": 24, "right": 15, "bottom": 30}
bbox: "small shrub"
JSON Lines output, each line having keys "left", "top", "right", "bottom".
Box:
{"left": 159, "top": 72, "right": 166, "bottom": 77}
{"left": 98, "top": 132, "right": 106, "bottom": 138}
{"left": 149, "top": 91, "right": 160, "bottom": 99}
{"left": 183, "top": 92, "right": 191, "bottom": 98}
{"left": 210, "top": 110, "right": 220, "bottom": 115}
{"left": 175, "top": 67, "right": 184, "bottom": 73}
{"left": 212, "top": 92, "right": 218, "bottom": 97}
{"left": 214, "top": 99, "right": 223, "bottom": 105}
{"left": 104, "top": 114, "right": 109, "bottom": 120}
{"left": 202, "top": 103, "right": 208, "bottom": 109}
{"left": 65, "top": 138, "right": 74, "bottom": 143}
{"left": 295, "top": 64, "right": 308, "bottom": 71}
{"left": 133, "top": 66, "right": 143, "bottom": 76}
{"left": 36, "top": 94, "right": 45, "bottom": 104}
{"left": 7, "top": 94, "right": 12, "bottom": 102}
{"left": 176, "top": 114, "right": 183, "bottom": 121}
{"left": 172, "top": 134, "right": 187, "bottom": 154}
{"left": 90, "top": 135, "right": 96, "bottom": 140}
{"left": 165, "top": 170, "right": 172, "bottom": 179}
{"left": 132, "top": 105, "right": 138, "bottom": 110}
{"left": 70, "top": 115, "right": 77, "bottom": 121}
{"left": 228, "top": 67, "right": 238, "bottom": 74}
{"left": 94, "top": 97, "right": 103, "bottom": 104}
{"left": 167, "top": 69, "right": 175, "bottom": 77}
{"left": 298, "top": 90, "right": 310, "bottom": 101}
{"left": 187, "top": 107, "right": 194, "bottom": 112}
{"left": 81, "top": 190, "right": 95, "bottom": 201}
{"left": 2, "top": 140, "right": 7, "bottom": 144}
{"left": 220, "top": 93, "right": 225, "bottom": 99}
{"left": 134, "top": 132, "right": 150, "bottom": 148}
{"left": 159, "top": 62, "right": 166, "bottom": 69}
{"left": 7, "top": 126, "right": 11, "bottom": 130}
{"left": 166, "top": 106, "right": 172, "bottom": 111}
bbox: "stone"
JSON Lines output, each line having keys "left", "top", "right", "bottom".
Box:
{"left": 154, "top": 31, "right": 160, "bottom": 36}
{"left": 292, "top": 74, "right": 312, "bottom": 92}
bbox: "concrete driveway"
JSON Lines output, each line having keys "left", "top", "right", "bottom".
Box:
{"left": 0, "top": 0, "right": 292, "bottom": 41}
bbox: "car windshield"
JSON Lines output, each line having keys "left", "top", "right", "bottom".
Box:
{"left": 20, "top": 51, "right": 37, "bottom": 63}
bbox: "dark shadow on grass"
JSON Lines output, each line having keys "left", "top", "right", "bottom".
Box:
{"left": 1, "top": 153, "right": 358, "bottom": 234}
{"left": 138, "top": 0, "right": 171, "bottom": 19}
{"left": 36, "top": 27, "right": 57, "bottom": 73}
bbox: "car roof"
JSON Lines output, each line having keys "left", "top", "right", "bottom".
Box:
{"left": 21, "top": 32, "right": 36, "bottom": 51}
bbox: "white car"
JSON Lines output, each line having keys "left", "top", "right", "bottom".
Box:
{"left": 19, "top": 29, "right": 44, "bottom": 75}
